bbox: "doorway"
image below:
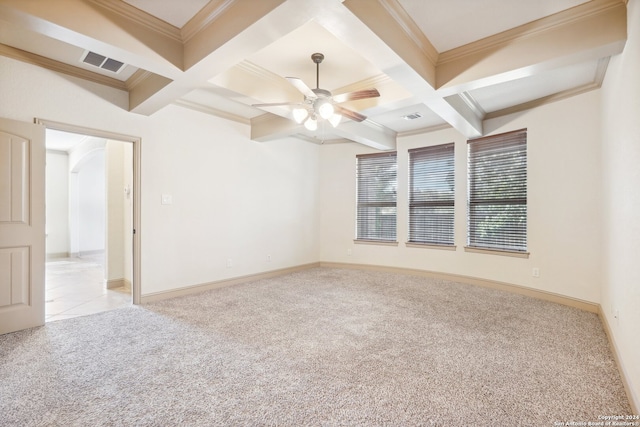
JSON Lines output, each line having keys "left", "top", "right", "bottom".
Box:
{"left": 41, "top": 122, "right": 141, "bottom": 321}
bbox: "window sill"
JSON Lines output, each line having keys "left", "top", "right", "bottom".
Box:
{"left": 405, "top": 242, "right": 457, "bottom": 251}
{"left": 354, "top": 239, "right": 399, "bottom": 247}
{"left": 464, "top": 246, "right": 530, "bottom": 258}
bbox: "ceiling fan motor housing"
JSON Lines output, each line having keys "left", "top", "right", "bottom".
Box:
{"left": 312, "top": 88, "right": 331, "bottom": 98}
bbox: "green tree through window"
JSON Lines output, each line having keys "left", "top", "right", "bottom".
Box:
{"left": 467, "top": 129, "right": 527, "bottom": 252}
{"left": 356, "top": 152, "right": 397, "bottom": 241}
{"left": 409, "top": 143, "right": 455, "bottom": 245}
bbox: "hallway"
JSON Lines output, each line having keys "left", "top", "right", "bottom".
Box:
{"left": 45, "top": 253, "right": 130, "bottom": 322}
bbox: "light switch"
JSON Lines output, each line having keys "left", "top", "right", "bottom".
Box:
{"left": 161, "top": 194, "right": 173, "bottom": 205}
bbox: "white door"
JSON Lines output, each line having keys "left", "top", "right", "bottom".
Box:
{"left": 0, "top": 118, "right": 45, "bottom": 335}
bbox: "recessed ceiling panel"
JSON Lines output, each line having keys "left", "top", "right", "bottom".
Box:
{"left": 247, "top": 21, "right": 382, "bottom": 94}
{"left": 374, "top": 104, "right": 447, "bottom": 133}
{"left": 397, "top": 0, "right": 590, "bottom": 52}
{"left": 180, "top": 88, "right": 266, "bottom": 119}
{"left": 122, "top": 0, "right": 210, "bottom": 28}
{"left": 469, "top": 60, "right": 600, "bottom": 113}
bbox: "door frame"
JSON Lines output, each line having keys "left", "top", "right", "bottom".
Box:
{"left": 37, "top": 119, "right": 142, "bottom": 304}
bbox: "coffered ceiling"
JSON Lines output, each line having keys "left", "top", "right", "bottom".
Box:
{"left": 0, "top": 0, "right": 627, "bottom": 150}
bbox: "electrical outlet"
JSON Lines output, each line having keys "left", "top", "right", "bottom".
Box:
{"left": 347, "top": 249, "right": 352, "bottom": 256}
{"left": 226, "top": 258, "right": 232, "bottom": 268}
{"left": 532, "top": 267, "right": 540, "bottom": 278}
{"left": 266, "top": 255, "right": 271, "bottom": 262}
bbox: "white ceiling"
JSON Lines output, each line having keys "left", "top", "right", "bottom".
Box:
{"left": 122, "top": 0, "right": 210, "bottom": 28}
{"left": 0, "top": 0, "right": 627, "bottom": 148}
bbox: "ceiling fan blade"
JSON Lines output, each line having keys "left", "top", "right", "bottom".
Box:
{"left": 286, "top": 77, "right": 316, "bottom": 98}
{"left": 335, "top": 105, "right": 367, "bottom": 122}
{"left": 252, "top": 102, "right": 299, "bottom": 107}
{"left": 332, "top": 88, "right": 380, "bottom": 104}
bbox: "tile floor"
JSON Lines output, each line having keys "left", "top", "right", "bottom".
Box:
{"left": 45, "top": 253, "right": 131, "bottom": 322}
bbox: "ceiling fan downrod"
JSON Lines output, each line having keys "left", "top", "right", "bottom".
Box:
{"left": 311, "top": 53, "right": 324, "bottom": 90}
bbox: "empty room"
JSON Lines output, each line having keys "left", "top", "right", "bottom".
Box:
{"left": 0, "top": 0, "right": 638, "bottom": 425}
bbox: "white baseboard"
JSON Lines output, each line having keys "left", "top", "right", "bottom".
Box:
{"left": 320, "top": 262, "right": 599, "bottom": 313}
{"left": 599, "top": 307, "right": 639, "bottom": 415}
{"left": 106, "top": 278, "right": 128, "bottom": 290}
{"left": 140, "top": 263, "right": 321, "bottom": 304}
{"left": 79, "top": 249, "right": 104, "bottom": 257}
{"left": 46, "top": 252, "right": 69, "bottom": 260}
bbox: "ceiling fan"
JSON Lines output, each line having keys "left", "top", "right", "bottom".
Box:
{"left": 252, "top": 52, "right": 380, "bottom": 131}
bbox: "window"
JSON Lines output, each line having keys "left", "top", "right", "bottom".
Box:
{"left": 356, "top": 152, "right": 397, "bottom": 242}
{"left": 467, "top": 129, "right": 527, "bottom": 253}
{"left": 408, "top": 143, "right": 455, "bottom": 246}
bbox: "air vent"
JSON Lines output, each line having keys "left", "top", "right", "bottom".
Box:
{"left": 403, "top": 112, "right": 423, "bottom": 120}
{"left": 81, "top": 51, "right": 125, "bottom": 74}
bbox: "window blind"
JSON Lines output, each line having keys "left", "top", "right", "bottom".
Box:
{"left": 467, "top": 129, "right": 527, "bottom": 252}
{"left": 408, "top": 143, "right": 455, "bottom": 245}
{"left": 356, "top": 152, "right": 397, "bottom": 241}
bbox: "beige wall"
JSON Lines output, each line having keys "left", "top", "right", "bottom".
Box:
{"left": 319, "top": 90, "right": 603, "bottom": 303}
{"left": 600, "top": 0, "right": 640, "bottom": 411}
{"left": 141, "top": 104, "right": 320, "bottom": 294}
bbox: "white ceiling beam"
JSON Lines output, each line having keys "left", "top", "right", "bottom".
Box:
{"left": 332, "top": 120, "right": 397, "bottom": 151}
{"left": 340, "top": 0, "right": 483, "bottom": 137}
{"left": 340, "top": 0, "right": 437, "bottom": 89}
{"left": 182, "top": 0, "right": 287, "bottom": 71}
{"left": 427, "top": 95, "right": 483, "bottom": 138}
{"left": 0, "top": 42, "right": 128, "bottom": 91}
{"left": 250, "top": 113, "right": 303, "bottom": 142}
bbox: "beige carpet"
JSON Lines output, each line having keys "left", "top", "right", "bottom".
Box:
{"left": 0, "top": 268, "right": 632, "bottom": 426}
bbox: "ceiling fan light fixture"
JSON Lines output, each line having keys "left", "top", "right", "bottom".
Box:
{"left": 328, "top": 113, "right": 341, "bottom": 128}
{"left": 304, "top": 116, "right": 318, "bottom": 131}
{"left": 293, "top": 108, "right": 308, "bottom": 124}
{"left": 317, "top": 100, "right": 334, "bottom": 119}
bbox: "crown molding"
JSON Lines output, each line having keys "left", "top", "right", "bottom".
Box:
{"left": 236, "top": 60, "right": 290, "bottom": 87}
{"left": 86, "top": 0, "right": 182, "bottom": 43}
{"left": 0, "top": 43, "right": 127, "bottom": 91}
{"left": 438, "top": 0, "right": 625, "bottom": 65}
{"left": 458, "top": 91, "right": 487, "bottom": 119}
{"left": 181, "top": 0, "right": 237, "bottom": 43}
{"left": 173, "top": 99, "right": 251, "bottom": 125}
{"left": 333, "top": 74, "right": 392, "bottom": 95}
{"left": 293, "top": 134, "right": 351, "bottom": 145}
{"left": 398, "top": 123, "right": 452, "bottom": 138}
{"left": 125, "top": 69, "right": 152, "bottom": 91}
{"left": 484, "top": 82, "right": 601, "bottom": 120}
{"left": 484, "top": 55, "right": 610, "bottom": 120}
{"left": 250, "top": 111, "right": 281, "bottom": 126}
{"left": 593, "top": 56, "right": 611, "bottom": 86}
{"left": 378, "top": 0, "right": 439, "bottom": 66}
